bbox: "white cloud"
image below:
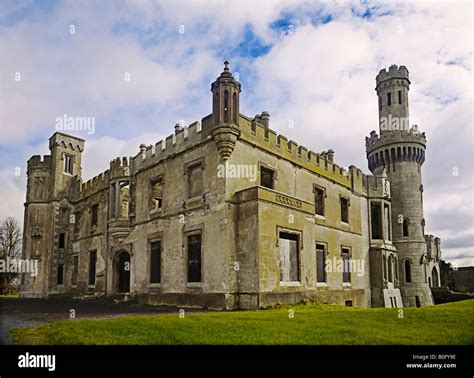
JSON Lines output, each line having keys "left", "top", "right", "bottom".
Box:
{"left": 0, "top": 0, "right": 472, "bottom": 266}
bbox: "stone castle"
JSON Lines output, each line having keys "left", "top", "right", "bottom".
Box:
{"left": 20, "top": 63, "right": 441, "bottom": 309}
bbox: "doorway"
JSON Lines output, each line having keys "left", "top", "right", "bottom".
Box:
{"left": 115, "top": 251, "right": 130, "bottom": 293}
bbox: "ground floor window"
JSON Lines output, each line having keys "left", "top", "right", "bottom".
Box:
{"left": 342, "top": 247, "right": 351, "bottom": 283}
{"left": 316, "top": 243, "right": 326, "bottom": 283}
{"left": 187, "top": 233, "right": 202, "bottom": 283}
{"left": 57, "top": 264, "right": 64, "bottom": 285}
{"left": 150, "top": 240, "right": 161, "bottom": 284}
{"left": 279, "top": 232, "right": 300, "bottom": 282}
{"left": 89, "top": 251, "right": 97, "bottom": 285}
{"left": 72, "top": 255, "right": 78, "bottom": 286}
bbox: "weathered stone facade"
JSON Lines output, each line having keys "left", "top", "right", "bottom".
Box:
{"left": 20, "top": 63, "right": 441, "bottom": 309}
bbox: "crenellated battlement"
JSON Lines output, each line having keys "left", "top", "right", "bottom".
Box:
{"left": 376, "top": 64, "right": 410, "bottom": 89}
{"left": 133, "top": 117, "right": 210, "bottom": 172}
{"left": 239, "top": 116, "right": 365, "bottom": 191}
{"left": 27, "top": 155, "right": 52, "bottom": 172}
{"left": 366, "top": 128, "right": 426, "bottom": 152}
{"left": 80, "top": 170, "right": 110, "bottom": 197}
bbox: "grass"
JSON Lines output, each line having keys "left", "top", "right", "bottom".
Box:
{"left": 10, "top": 300, "right": 474, "bottom": 345}
{"left": 0, "top": 293, "right": 20, "bottom": 298}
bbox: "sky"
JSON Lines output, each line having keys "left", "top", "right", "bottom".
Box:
{"left": 0, "top": 0, "right": 472, "bottom": 266}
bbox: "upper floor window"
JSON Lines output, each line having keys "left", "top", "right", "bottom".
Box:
{"left": 188, "top": 163, "right": 203, "bottom": 199}
{"left": 58, "top": 232, "right": 66, "bottom": 249}
{"left": 387, "top": 92, "right": 392, "bottom": 106}
{"left": 314, "top": 186, "right": 325, "bottom": 217}
{"left": 340, "top": 196, "right": 349, "bottom": 223}
{"left": 370, "top": 202, "right": 382, "bottom": 239}
{"left": 398, "top": 90, "right": 402, "bottom": 104}
{"left": 91, "top": 204, "right": 98, "bottom": 228}
{"left": 64, "top": 154, "right": 73, "bottom": 174}
{"left": 402, "top": 218, "right": 409, "bottom": 237}
{"left": 260, "top": 166, "right": 275, "bottom": 189}
{"left": 150, "top": 177, "right": 163, "bottom": 212}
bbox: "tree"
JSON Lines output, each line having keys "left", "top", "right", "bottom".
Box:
{"left": 0, "top": 217, "right": 22, "bottom": 294}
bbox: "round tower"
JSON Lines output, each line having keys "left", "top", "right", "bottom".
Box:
{"left": 366, "top": 65, "right": 433, "bottom": 307}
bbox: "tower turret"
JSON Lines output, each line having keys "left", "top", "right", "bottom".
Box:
{"left": 366, "top": 65, "right": 432, "bottom": 307}
{"left": 210, "top": 61, "right": 241, "bottom": 160}
{"left": 376, "top": 64, "right": 410, "bottom": 133}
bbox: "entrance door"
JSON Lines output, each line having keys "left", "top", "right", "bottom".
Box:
{"left": 116, "top": 251, "right": 130, "bottom": 293}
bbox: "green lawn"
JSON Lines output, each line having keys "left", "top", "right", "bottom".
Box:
{"left": 10, "top": 300, "right": 474, "bottom": 345}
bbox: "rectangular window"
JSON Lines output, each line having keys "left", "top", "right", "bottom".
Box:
{"left": 314, "top": 186, "right": 325, "bottom": 216}
{"left": 370, "top": 202, "right": 382, "bottom": 239}
{"left": 398, "top": 91, "right": 402, "bottom": 104}
{"left": 316, "top": 243, "right": 326, "bottom": 283}
{"left": 64, "top": 154, "right": 73, "bottom": 174}
{"left": 57, "top": 264, "right": 64, "bottom": 285}
{"left": 58, "top": 232, "right": 66, "bottom": 249}
{"left": 60, "top": 207, "right": 69, "bottom": 225}
{"left": 91, "top": 204, "right": 98, "bottom": 228}
{"left": 279, "top": 232, "right": 300, "bottom": 282}
{"left": 74, "top": 212, "right": 81, "bottom": 234}
{"left": 260, "top": 166, "right": 275, "bottom": 189}
{"left": 188, "top": 163, "right": 203, "bottom": 199}
{"left": 387, "top": 92, "right": 392, "bottom": 106}
{"left": 89, "top": 251, "right": 97, "bottom": 285}
{"left": 150, "top": 178, "right": 163, "bottom": 212}
{"left": 72, "top": 256, "right": 78, "bottom": 286}
{"left": 110, "top": 183, "right": 116, "bottom": 218}
{"left": 150, "top": 240, "right": 161, "bottom": 284}
{"left": 342, "top": 248, "right": 351, "bottom": 283}
{"left": 187, "top": 234, "right": 202, "bottom": 283}
{"left": 340, "top": 197, "right": 349, "bottom": 223}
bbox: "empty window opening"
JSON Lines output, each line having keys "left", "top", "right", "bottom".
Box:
{"left": 279, "top": 232, "right": 300, "bottom": 282}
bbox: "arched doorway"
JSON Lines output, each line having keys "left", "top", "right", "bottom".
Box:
{"left": 115, "top": 251, "right": 130, "bottom": 293}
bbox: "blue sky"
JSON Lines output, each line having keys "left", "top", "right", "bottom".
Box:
{"left": 0, "top": 0, "right": 472, "bottom": 266}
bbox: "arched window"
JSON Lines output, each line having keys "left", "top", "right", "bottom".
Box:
{"left": 402, "top": 218, "right": 409, "bottom": 237}
{"left": 233, "top": 92, "right": 238, "bottom": 123}
{"left": 404, "top": 260, "right": 412, "bottom": 283}
{"left": 223, "top": 90, "right": 229, "bottom": 123}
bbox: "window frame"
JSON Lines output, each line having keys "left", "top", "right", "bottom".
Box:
{"left": 340, "top": 195, "right": 350, "bottom": 224}
{"left": 88, "top": 250, "right": 97, "bottom": 286}
{"left": 260, "top": 164, "right": 276, "bottom": 190}
{"left": 313, "top": 185, "right": 326, "bottom": 217}
{"left": 316, "top": 242, "right": 327, "bottom": 284}
{"left": 149, "top": 175, "right": 164, "bottom": 213}
{"left": 149, "top": 239, "right": 162, "bottom": 285}
{"left": 63, "top": 154, "right": 73, "bottom": 174}
{"left": 186, "top": 230, "right": 203, "bottom": 285}
{"left": 278, "top": 230, "right": 301, "bottom": 285}
{"left": 341, "top": 247, "right": 351, "bottom": 284}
